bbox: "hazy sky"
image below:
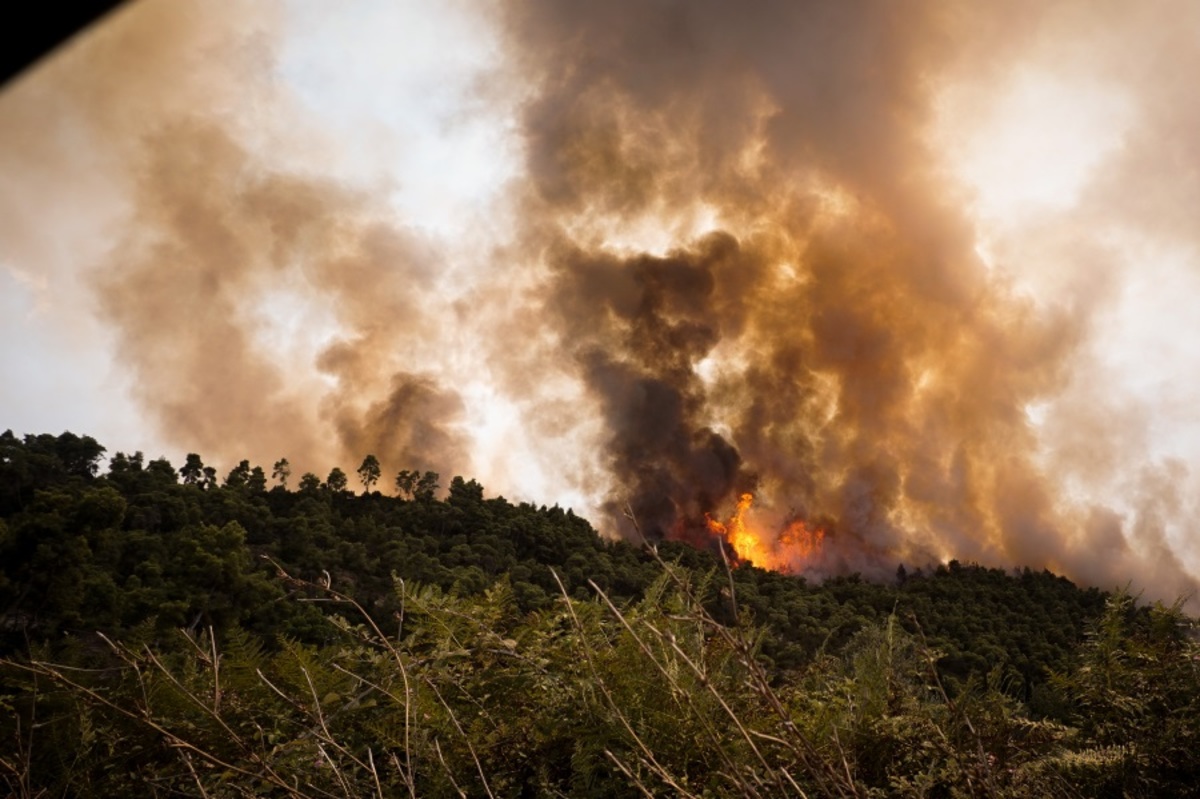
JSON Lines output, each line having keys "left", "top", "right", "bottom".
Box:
{"left": 3, "top": 0, "right": 1200, "bottom": 598}
{"left": 1, "top": 0, "right": 519, "bottom": 471}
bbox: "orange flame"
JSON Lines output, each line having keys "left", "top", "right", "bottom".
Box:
{"left": 705, "top": 492, "right": 825, "bottom": 571}
{"left": 779, "top": 518, "right": 825, "bottom": 562}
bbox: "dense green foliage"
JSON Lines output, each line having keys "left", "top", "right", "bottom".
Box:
{"left": 2, "top": 431, "right": 1198, "bottom": 796}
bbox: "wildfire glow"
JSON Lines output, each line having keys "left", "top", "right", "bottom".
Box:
{"left": 705, "top": 493, "right": 825, "bottom": 572}
{"left": 779, "top": 518, "right": 825, "bottom": 563}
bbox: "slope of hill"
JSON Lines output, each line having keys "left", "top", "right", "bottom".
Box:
{"left": 2, "top": 431, "right": 1197, "bottom": 796}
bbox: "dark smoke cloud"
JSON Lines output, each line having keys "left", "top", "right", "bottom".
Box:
{"left": 543, "top": 233, "right": 750, "bottom": 538}
{"left": 496, "top": 0, "right": 1200, "bottom": 594}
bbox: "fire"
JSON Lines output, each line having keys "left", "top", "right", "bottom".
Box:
{"left": 705, "top": 493, "right": 762, "bottom": 563}
{"left": 779, "top": 518, "right": 825, "bottom": 561}
{"left": 705, "top": 492, "right": 825, "bottom": 572}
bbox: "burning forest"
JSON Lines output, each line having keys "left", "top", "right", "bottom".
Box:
{"left": 3, "top": 0, "right": 1200, "bottom": 600}
{"left": 8, "top": 9, "right": 1200, "bottom": 794}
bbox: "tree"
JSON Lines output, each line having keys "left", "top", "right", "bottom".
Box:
{"left": 395, "top": 469, "right": 417, "bottom": 498}
{"left": 107, "top": 451, "right": 143, "bottom": 476}
{"left": 271, "top": 458, "right": 291, "bottom": 490}
{"left": 396, "top": 469, "right": 438, "bottom": 500}
{"left": 38, "top": 431, "right": 106, "bottom": 478}
{"left": 415, "top": 471, "right": 439, "bottom": 501}
{"left": 146, "top": 457, "right": 177, "bottom": 484}
{"left": 298, "top": 472, "right": 321, "bottom": 493}
{"left": 180, "top": 453, "right": 205, "bottom": 485}
{"left": 357, "top": 455, "right": 381, "bottom": 494}
{"left": 326, "top": 467, "right": 348, "bottom": 493}
{"left": 448, "top": 476, "right": 483, "bottom": 505}
{"left": 225, "top": 460, "right": 251, "bottom": 489}
{"left": 248, "top": 466, "right": 267, "bottom": 493}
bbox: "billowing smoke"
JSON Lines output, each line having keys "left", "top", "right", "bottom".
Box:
{"left": 1, "top": 1, "right": 471, "bottom": 483}
{"left": 495, "top": 0, "right": 1200, "bottom": 594}
{"left": 3, "top": 0, "right": 1200, "bottom": 600}
{"left": 99, "top": 117, "right": 470, "bottom": 476}
{"left": 499, "top": 1, "right": 1081, "bottom": 572}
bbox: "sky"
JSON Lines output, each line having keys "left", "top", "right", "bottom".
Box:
{"left": 3, "top": 0, "right": 1200, "bottom": 599}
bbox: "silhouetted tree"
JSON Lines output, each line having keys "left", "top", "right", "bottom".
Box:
{"left": 326, "top": 467, "right": 348, "bottom": 493}
{"left": 357, "top": 455, "right": 381, "bottom": 494}
{"left": 179, "top": 453, "right": 204, "bottom": 485}
{"left": 271, "top": 458, "right": 291, "bottom": 489}
{"left": 225, "top": 460, "right": 251, "bottom": 489}
{"left": 248, "top": 466, "right": 267, "bottom": 493}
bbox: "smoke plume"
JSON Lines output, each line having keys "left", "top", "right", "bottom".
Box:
{"left": 3, "top": 0, "right": 1200, "bottom": 599}
{"left": 494, "top": 0, "right": 1200, "bottom": 594}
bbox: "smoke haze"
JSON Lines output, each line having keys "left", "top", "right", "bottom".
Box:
{"left": 3, "top": 0, "right": 1200, "bottom": 600}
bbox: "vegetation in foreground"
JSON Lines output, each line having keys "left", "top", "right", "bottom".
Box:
{"left": 2, "top": 431, "right": 1198, "bottom": 797}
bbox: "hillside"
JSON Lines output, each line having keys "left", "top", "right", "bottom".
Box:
{"left": 3, "top": 431, "right": 1199, "bottom": 796}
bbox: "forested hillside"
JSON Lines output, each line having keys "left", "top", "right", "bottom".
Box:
{"left": 3, "top": 431, "right": 1199, "bottom": 797}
